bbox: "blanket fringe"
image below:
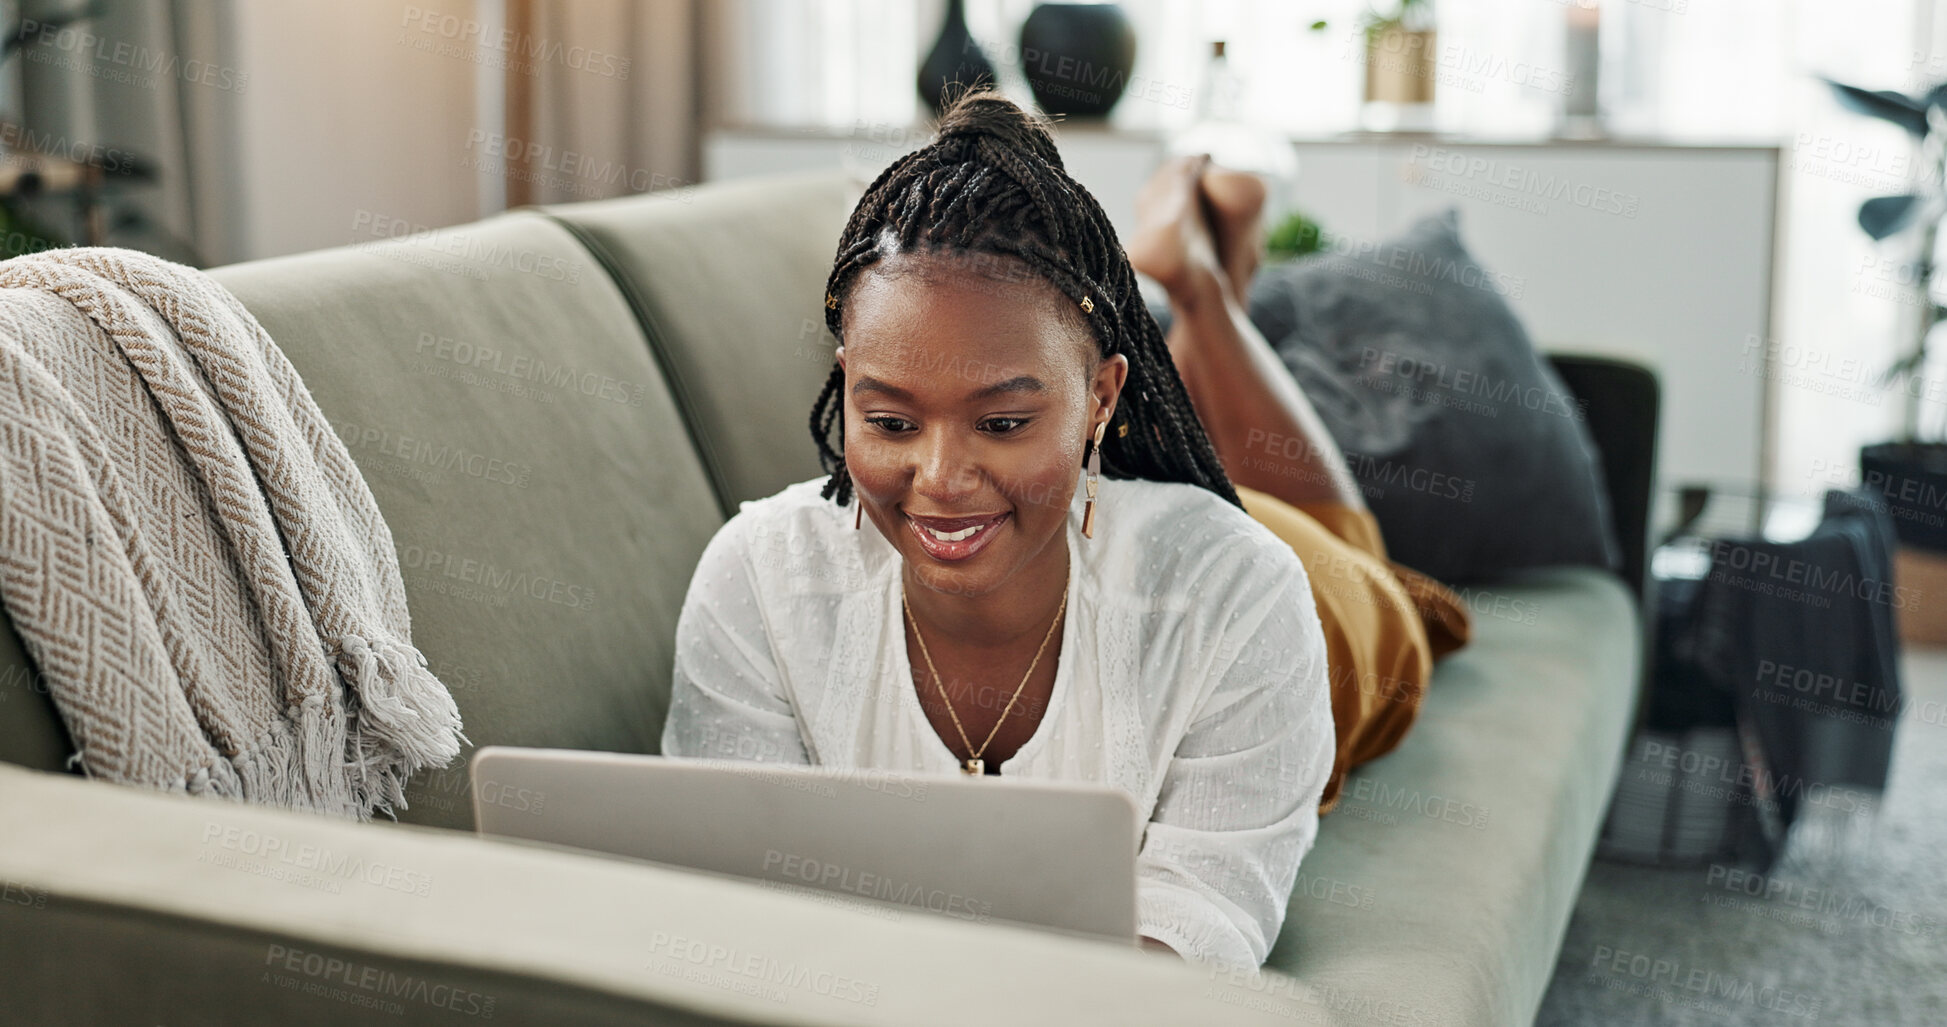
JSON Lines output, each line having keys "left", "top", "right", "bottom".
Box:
{"left": 334, "top": 634, "right": 467, "bottom": 817}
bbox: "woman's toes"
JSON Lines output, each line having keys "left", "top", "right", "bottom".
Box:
{"left": 1200, "top": 165, "right": 1268, "bottom": 296}
{"left": 1130, "top": 155, "right": 1221, "bottom": 296}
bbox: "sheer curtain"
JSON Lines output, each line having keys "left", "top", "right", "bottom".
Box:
{"left": 512, "top": 0, "right": 703, "bottom": 205}
{"left": 3, "top": 0, "right": 249, "bottom": 265}
{"left": 709, "top": 0, "right": 920, "bottom": 129}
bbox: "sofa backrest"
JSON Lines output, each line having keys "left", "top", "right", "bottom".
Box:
{"left": 0, "top": 212, "right": 728, "bottom": 831}
{"left": 539, "top": 171, "right": 862, "bottom": 511}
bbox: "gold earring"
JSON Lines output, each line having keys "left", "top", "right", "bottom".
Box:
{"left": 1082, "top": 419, "right": 1107, "bottom": 539}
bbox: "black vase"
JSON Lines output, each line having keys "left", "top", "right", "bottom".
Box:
{"left": 1018, "top": 3, "right": 1137, "bottom": 119}
{"left": 918, "top": 0, "right": 997, "bottom": 116}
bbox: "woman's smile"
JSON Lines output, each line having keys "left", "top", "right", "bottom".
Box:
{"left": 907, "top": 510, "right": 1010, "bottom": 561}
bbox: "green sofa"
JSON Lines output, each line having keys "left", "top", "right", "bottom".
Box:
{"left": 0, "top": 170, "right": 1646, "bottom": 1026}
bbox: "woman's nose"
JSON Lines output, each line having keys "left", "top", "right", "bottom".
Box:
{"left": 911, "top": 433, "right": 981, "bottom": 499}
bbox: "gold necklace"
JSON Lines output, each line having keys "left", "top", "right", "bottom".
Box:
{"left": 902, "top": 566, "right": 1069, "bottom": 776}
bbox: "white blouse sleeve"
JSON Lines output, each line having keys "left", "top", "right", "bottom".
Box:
{"left": 661, "top": 515, "right": 813, "bottom": 765}
{"left": 1134, "top": 565, "right": 1335, "bottom": 970}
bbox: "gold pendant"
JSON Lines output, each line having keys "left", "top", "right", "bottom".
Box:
{"left": 962, "top": 757, "right": 984, "bottom": 776}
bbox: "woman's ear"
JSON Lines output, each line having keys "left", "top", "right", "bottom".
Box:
{"left": 1094, "top": 352, "right": 1128, "bottom": 426}
{"left": 835, "top": 345, "right": 846, "bottom": 371}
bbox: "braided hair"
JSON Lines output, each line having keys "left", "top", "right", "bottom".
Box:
{"left": 809, "top": 87, "right": 1241, "bottom": 513}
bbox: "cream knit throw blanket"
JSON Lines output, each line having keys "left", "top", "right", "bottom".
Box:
{"left": 0, "top": 248, "right": 463, "bottom": 820}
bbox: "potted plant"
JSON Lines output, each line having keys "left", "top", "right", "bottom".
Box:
{"left": 1825, "top": 76, "right": 1947, "bottom": 550}
{"left": 1358, "top": 0, "right": 1436, "bottom": 107}
{"left": 1309, "top": 1, "right": 1436, "bottom": 128}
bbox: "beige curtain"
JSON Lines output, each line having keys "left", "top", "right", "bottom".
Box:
{"left": 505, "top": 0, "right": 701, "bottom": 206}
{"left": 8, "top": 0, "right": 247, "bottom": 265}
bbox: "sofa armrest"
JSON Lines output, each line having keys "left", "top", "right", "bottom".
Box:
{"left": 0, "top": 764, "right": 1352, "bottom": 1026}
{"left": 1546, "top": 354, "right": 1660, "bottom": 604}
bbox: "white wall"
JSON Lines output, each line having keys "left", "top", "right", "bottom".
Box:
{"left": 1766, "top": 0, "right": 1930, "bottom": 498}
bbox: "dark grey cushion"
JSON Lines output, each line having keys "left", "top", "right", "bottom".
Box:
{"left": 1154, "top": 209, "right": 1620, "bottom": 583}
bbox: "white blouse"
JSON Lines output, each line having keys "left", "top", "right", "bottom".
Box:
{"left": 662, "top": 469, "right": 1334, "bottom": 969}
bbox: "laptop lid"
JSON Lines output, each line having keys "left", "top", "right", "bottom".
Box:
{"left": 470, "top": 747, "right": 1140, "bottom": 943}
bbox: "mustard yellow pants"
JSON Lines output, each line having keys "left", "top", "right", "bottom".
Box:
{"left": 1236, "top": 485, "right": 1472, "bottom": 813}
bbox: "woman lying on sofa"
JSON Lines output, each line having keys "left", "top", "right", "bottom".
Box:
{"left": 663, "top": 89, "right": 1468, "bottom": 969}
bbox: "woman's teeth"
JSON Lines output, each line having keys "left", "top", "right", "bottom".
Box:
{"left": 926, "top": 523, "right": 982, "bottom": 542}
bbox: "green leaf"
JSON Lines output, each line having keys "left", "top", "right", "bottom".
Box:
{"left": 1860, "top": 194, "right": 1924, "bottom": 240}
{"left": 1266, "top": 211, "right": 1328, "bottom": 259}
{"left": 1823, "top": 76, "right": 1929, "bottom": 136}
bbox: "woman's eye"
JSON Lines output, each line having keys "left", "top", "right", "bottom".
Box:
{"left": 864, "top": 416, "right": 1028, "bottom": 435}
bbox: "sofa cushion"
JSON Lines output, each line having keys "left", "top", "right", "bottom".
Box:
{"left": 1266, "top": 211, "right": 1622, "bottom": 583}
{"left": 540, "top": 171, "right": 860, "bottom": 510}
{"left": 0, "top": 212, "right": 726, "bottom": 831}
{"left": 1151, "top": 211, "right": 1622, "bottom": 584}
{"left": 1268, "top": 567, "right": 1640, "bottom": 1023}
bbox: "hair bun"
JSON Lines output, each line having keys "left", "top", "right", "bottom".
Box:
{"left": 933, "top": 86, "right": 1066, "bottom": 172}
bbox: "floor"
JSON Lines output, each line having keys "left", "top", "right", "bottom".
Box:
{"left": 1535, "top": 649, "right": 1947, "bottom": 1026}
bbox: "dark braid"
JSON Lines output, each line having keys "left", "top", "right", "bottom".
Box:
{"left": 809, "top": 87, "right": 1241, "bottom": 512}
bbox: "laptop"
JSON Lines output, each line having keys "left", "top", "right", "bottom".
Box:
{"left": 469, "top": 747, "right": 1141, "bottom": 944}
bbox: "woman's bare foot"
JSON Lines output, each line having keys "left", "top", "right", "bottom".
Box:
{"left": 1200, "top": 167, "right": 1267, "bottom": 302}
{"left": 1127, "top": 153, "right": 1227, "bottom": 305}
